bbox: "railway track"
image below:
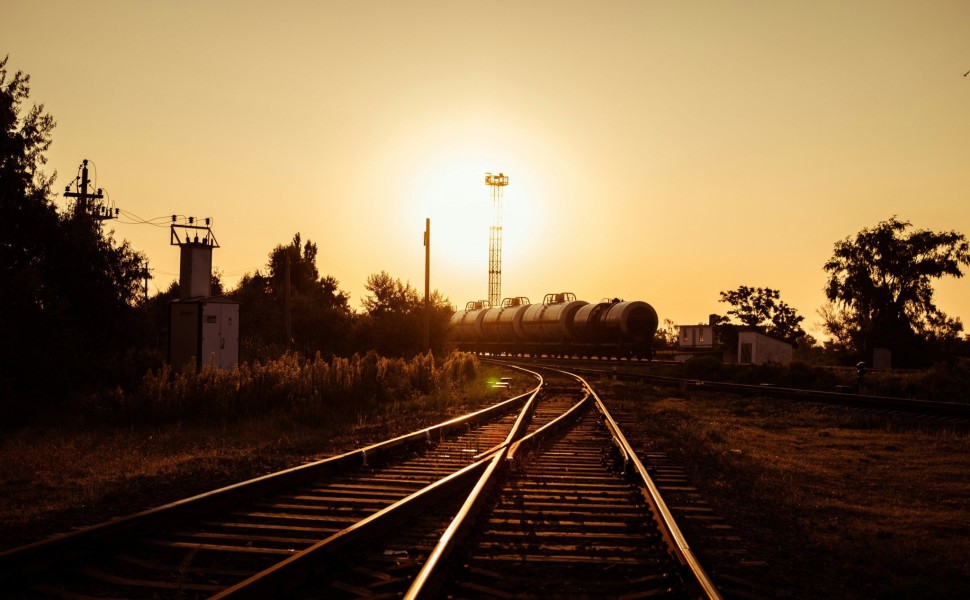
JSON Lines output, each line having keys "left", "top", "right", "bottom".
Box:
{"left": 439, "top": 401, "right": 697, "bottom": 597}
{"left": 501, "top": 356, "right": 970, "bottom": 419}
{"left": 2, "top": 365, "right": 722, "bottom": 599}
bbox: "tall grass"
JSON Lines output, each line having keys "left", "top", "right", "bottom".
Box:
{"left": 678, "top": 356, "right": 970, "bottom": 402}
{"left": 104, "top": 351, "right": 483, "bottom": 426}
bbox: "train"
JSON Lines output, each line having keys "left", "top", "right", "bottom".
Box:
{"left": 450, "top": 292, "right": 659, "bottom": 359}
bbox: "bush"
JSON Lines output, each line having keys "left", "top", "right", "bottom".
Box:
{"left": 685, "top": 355, "right": 721, "bottom": 380}
{"left": 683, "top": 357, "right": 970, "bottom": 402}
{"left": 119, "top": 351, "right": 483, "bottom": 425}
{"left": 780, "top": 361, "right": 840, "bottom": 391}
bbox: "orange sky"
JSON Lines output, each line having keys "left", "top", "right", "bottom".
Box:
{"left": 5, "top": 1, "right": 970, "bottom": 338}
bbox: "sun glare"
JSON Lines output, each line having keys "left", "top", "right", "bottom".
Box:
{"left": 414, "top": 162, "right": 490, "bottom": 268}
{"left": 404, "top": 147, "right": 541, "bottom": 305}
{"left": 371, "top": 107, "right": 559, "bottom": 305}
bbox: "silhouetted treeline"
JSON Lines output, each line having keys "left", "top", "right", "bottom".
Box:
{"left": 1, "top": 57, "right": 151, "bottom": 407}
{"left": 1, "top": 57, "right": 454, "bottom": 415}
{"left": 133, "top": 234, "right": 455, "bottom": 386}
{"left": 698, "top": 219, "right": 970, "bottom": 368}
{"left": 213, "top": 233, "right": 453, "bottom": 362}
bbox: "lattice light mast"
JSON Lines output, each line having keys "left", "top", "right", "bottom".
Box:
{"left": 485, "top": 172, "right": 508, "bottom": 308}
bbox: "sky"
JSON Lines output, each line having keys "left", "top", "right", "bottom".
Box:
{"left": 5, "top": 0, "right": 970, "bottom": 338}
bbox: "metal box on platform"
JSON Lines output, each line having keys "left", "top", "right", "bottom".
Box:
{"left": 168, "top": 217, "right": 239, "bottom": 371}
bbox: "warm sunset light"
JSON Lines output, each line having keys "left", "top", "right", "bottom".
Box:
{"left": 4, "top": 0, "right": 969, "bottom": 330}
{"left": 5, "top": 4, "right": 970, "bottom": 597}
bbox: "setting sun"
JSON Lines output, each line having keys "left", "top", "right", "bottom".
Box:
{"left": 3, "top": 0, "right": 968, "bottom": 328}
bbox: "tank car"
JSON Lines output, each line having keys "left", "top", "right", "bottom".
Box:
{"left": 572, "top": 298, "right": 659, "bottom": 358}
{"left": 519, "top": 293, "right": 589, "bottom": 356}
{"left": 452, "top": 292, "right": 659, "bottom": 359}
{"left": 450, "top": 300, "right": 490, "bottom": 346}
{"left": 480, "top": 296, "right": 531, "bottom": 353}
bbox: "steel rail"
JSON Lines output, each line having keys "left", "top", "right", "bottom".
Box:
{"left": 407, "top": 368, "right": 693, "bottom": 598}
{"left": 206, "top": 365, "right": 546, "bottom": 598}
{"left": 409, "top": 364, "right": 721, "bottom": 599}
{"left": 403, "top": 365, "right": 554, "bottom": 599}
{"left": 405, "top": 448, "right": 505, "bottom": 599}
{"left": 211, "top": 455, "right": 494, "bottom": 599}
{"left": 510, "top": 357, "right": 970, "bottom": 418}
{"left": 0, "top": 386, "right": 537, "bottom": 585}
{"left": 557, "top": 367, "right": 722, "bottom": 600}
{"left": 504, "top": 391, "right": 591, "bottom": 463}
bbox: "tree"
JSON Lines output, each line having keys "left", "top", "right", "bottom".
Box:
{"left": 655, "top": 318, "right": 679, "bottom": 349}
{"left": 361, "top": 271, "right": 420, "bottom": 317}
{"left": 1, "top": 56, "right": 147, "bottom": 402}
{"left": 817, "top": 303, "right": 855, "bottom": 357}
{"left": 823, "top": 217, "right": 969, "bottom": 364}
{"left": 0, "top": 57, "right": 57, "bottom": 352}
{"left": 229, "top": 233, "right": 351, "bottom": 359}
{"left": 358, "top": 271, "right": 452, "bottom": 356}
{"left": 717, "top": 286, "right": 806, "bottom": 344}
{"left": 1, "top": 56, "right": 60, "bottom": 393}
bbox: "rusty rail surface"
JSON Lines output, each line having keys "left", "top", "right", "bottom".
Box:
{"left": 402, "top": 364, "right": 721, "bottom": 600}
{"left": 1, "top": 372, "right": 543, "bottom": 597}
{"left": 5, "top": 363, "right": 724, "bottom": 599}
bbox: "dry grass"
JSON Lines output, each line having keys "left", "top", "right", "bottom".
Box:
{"left": 606, "top": 381, "right": 970, "bottom": 599}
{"left": 0, "top": 422, "right": 277, "bottom": 530}
{"left": 0, "top": 352, "right": 511, "bottom": 551}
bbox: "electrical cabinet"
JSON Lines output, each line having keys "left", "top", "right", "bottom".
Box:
{"left": 170, "top": 297, "right": 239, "bottom": 371}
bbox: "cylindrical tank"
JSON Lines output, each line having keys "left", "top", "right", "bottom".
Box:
{"left": 450, "top": 301, "right": 490, "bottom": 344}
{"left": 520, "top": 293, "right": 588, "bottom": 343}
{"left": 574, "top": 300, "right": 659, "bottom": 343}
{"left": 602, "top": 300, "right": 659, "bottom": 342}
{"left": 481, "top": 297, "right": 531, "bottom": 343}
{"left": 572, "top": 302, "right": 611, "bottom": 342}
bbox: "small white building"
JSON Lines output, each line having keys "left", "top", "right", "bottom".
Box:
{"left": 737, "top": 330, "right": 793, "bottom": 366}
{"left": 677, "top": 323, "right": 794, "bottom": 366}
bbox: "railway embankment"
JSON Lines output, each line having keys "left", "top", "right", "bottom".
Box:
{"left": 1, "top": 360, "right": 968, "bottom": 598}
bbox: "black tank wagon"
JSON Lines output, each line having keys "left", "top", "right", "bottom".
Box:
{"left": 450, "top": 292, "right": 659, "bottom": 359}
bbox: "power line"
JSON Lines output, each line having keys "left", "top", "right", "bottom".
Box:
{"left": 117, "top": 209, "right": 187, "bottom": 227}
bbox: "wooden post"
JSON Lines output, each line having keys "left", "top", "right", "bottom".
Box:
{"left": 423, "top": 218, "right": 431, "bottom": 352}
{"left": 284, "top": 252, "right": 292, "bottom": 347}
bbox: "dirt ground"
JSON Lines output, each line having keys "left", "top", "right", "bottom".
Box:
{"left": 0, "top": 396, "right": 499, "bottom": 553}
{"left": 600, "top": 379, "right": 970, "bottom": 599}
{"left": 2, "top": 380, "right": 969, "bottom": 599}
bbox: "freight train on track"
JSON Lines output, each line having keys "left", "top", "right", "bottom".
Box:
{"left": 451, "top": 292, "right": 660, "bottom": 359}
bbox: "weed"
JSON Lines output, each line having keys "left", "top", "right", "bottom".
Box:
{"left": 121, "top": 351, "right": 482, "bottom": 426}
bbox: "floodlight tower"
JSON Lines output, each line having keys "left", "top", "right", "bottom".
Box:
{"left": 485, "top": 172, "right": 508, "bottom": 308}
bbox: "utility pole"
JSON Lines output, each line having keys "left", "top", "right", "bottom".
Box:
{"left": 284, "top": 252, "right": 292, "bottom": 347}
{"left": 423, "top": 218, "right": 431, "bottom": 352}
{"left": 64, "top": 159, "right": 117, "bottom": 221}
{"left": 142, "top": 261, "right": 152, "bottom": 303}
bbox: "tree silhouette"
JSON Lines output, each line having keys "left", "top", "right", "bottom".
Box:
{"left": 717, "top": 286, "right": 806, "bottom": 344}
{"left": 361, "top": 271, "right": 419, "bottom": 316}
{"left": 358, "top": 271, "right": 452, "bottom": 356}
{"left": 1, "top": 56, "right": 146, "bottom": 404}
{"left": 823, "top": 217, "right": 969, "bottom": 365}
{"left": 231, "top": 233, "right": 351, "bottom": 359}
